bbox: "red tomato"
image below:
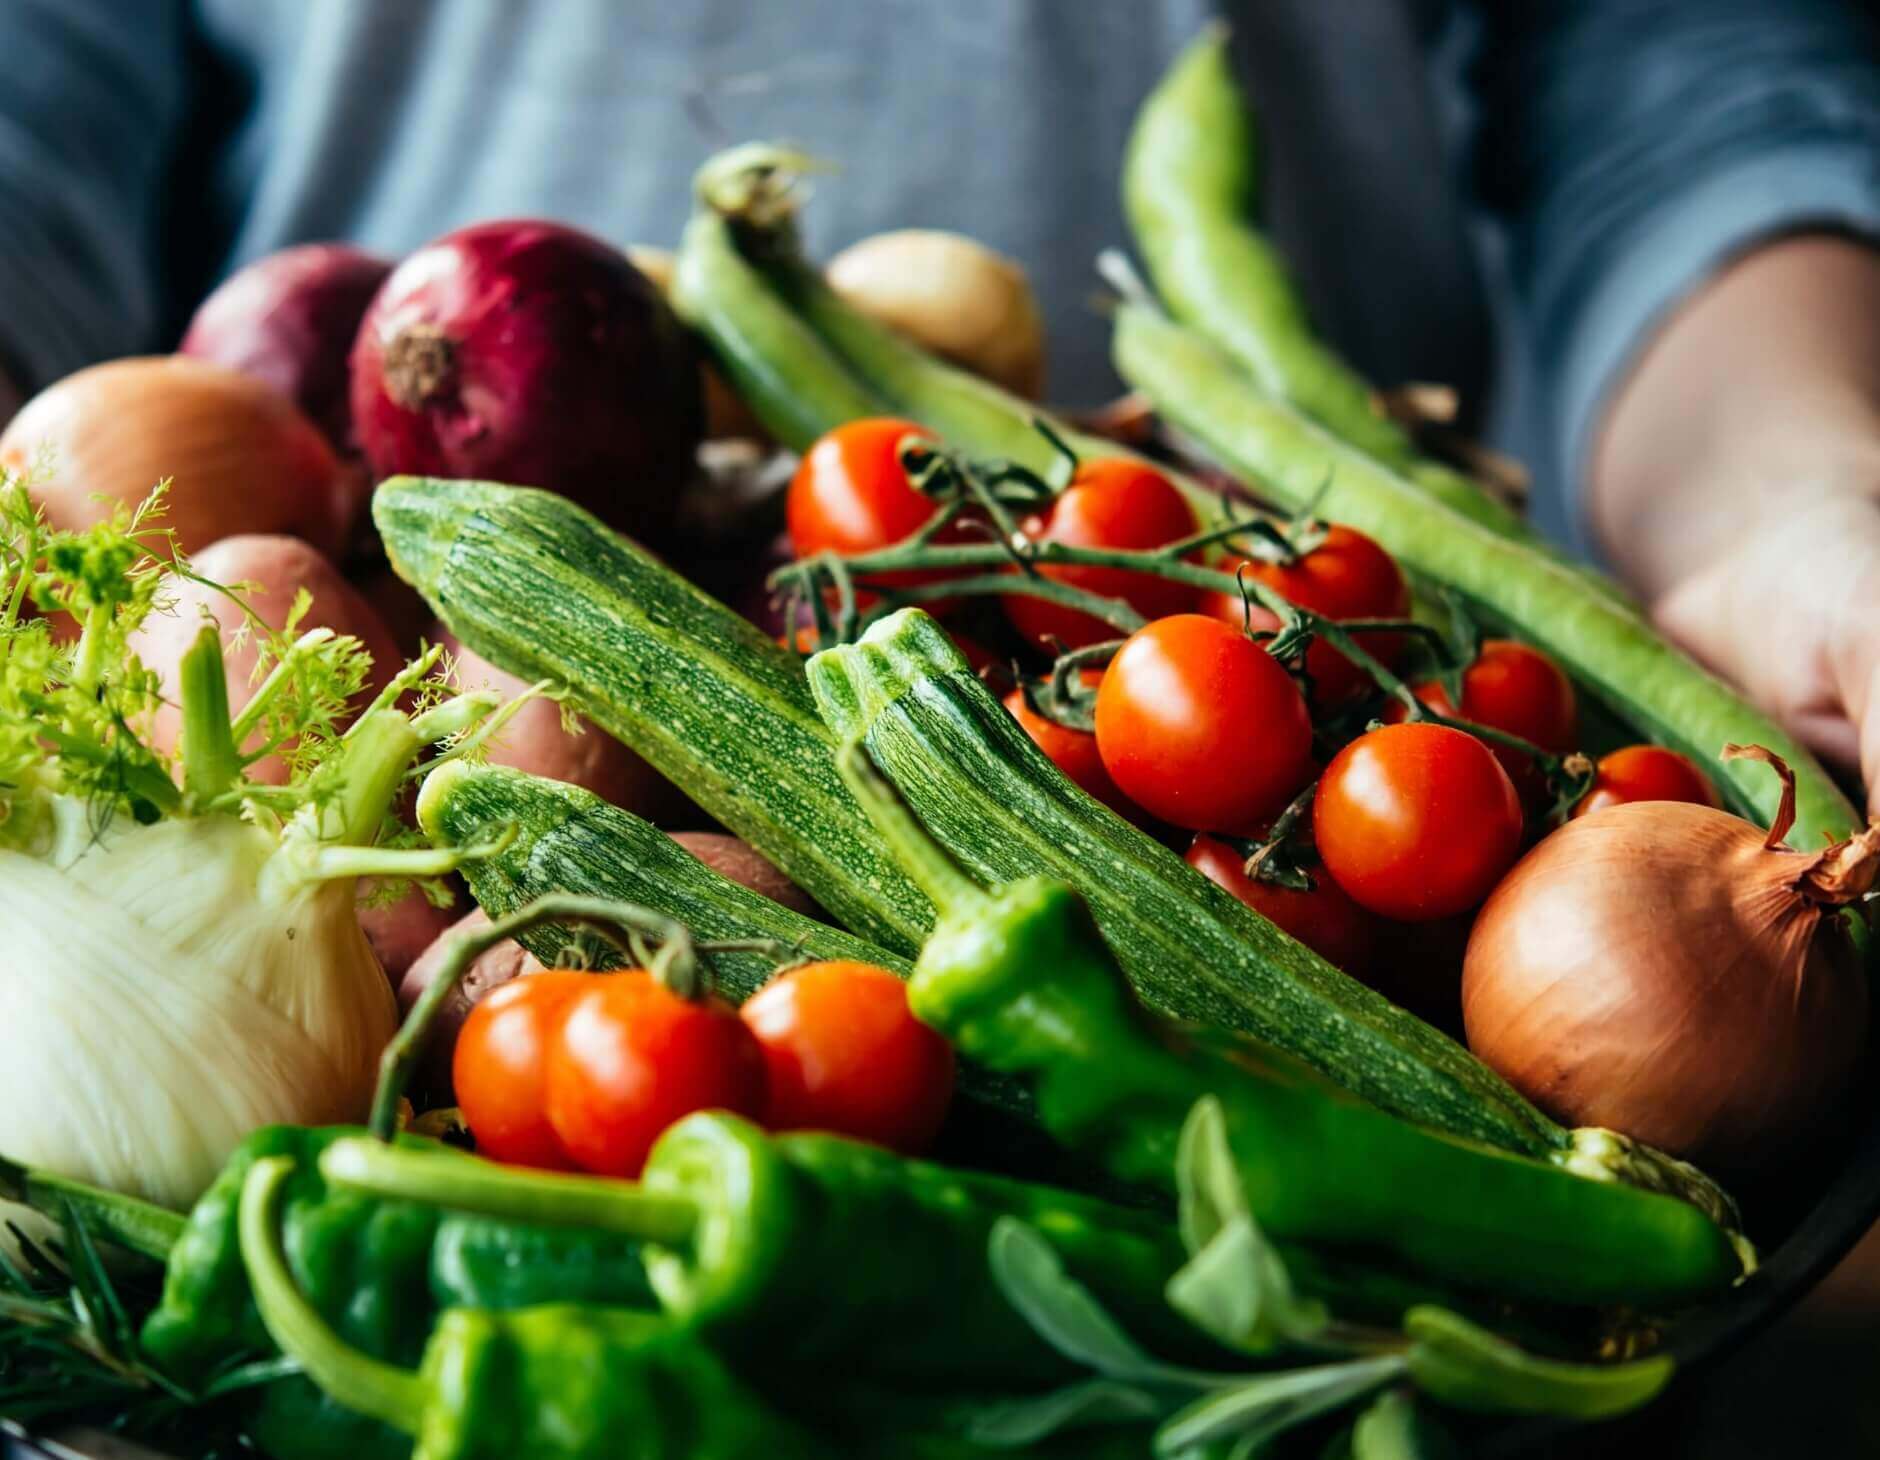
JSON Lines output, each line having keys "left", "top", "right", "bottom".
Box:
{"left": 1390, "top": 639, "right": 1577, "bottom": 803}
{"left": 1003, "top": 459, "right": 1199, "bottom": 650}
{"left": 1004, "top": 669, "right": 1136, "bottom": 816}
{"left": 453, "top": 970, "right": 593, "bottom": 1170}
{"left": 545, "top": 972, "right": 765, "bottom": 1178}
{"left": 740, "top": 961, "right": 955, "bottom": 1154}
{"left": 1573, "top": 744, "right": 1721, "bottom": 819}
{"left": 1202, "top": 525, "right": 1409, "bottom": 706}
{"left": 1185, "top": 834, "right": 1376, "bottom": 974}
{"left": 1094, "top": 615, "right": 1314, "bottom": 832}
{"left": 787, "top": 418, "right": 938, "bottom": 561}
{"left": 1314, "top": 722, "right": 1523, "bottom": 922}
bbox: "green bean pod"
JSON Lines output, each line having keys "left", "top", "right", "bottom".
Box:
{"left": 1112, "top": 300, "right": 1860, "bottom": 845}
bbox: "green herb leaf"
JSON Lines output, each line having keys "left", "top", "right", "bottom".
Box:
{"left": 1154, "top": 1354, "right": 1408, "bottom": 1458}
{"left": 1170, "top": 1098, "right": 1327, "bottom": 1353}
{"left": 1403, "top": 1306, "right": 1672, "bottom": 1419}
{"left": 964, "top": 1377, "right": 1169, "bottom": 1447}
{"left": 989, "top": 1218, "right": 1215, "bottom": 1388}
{"left": 1350, "top": 1387, "right": 1459, "bottom": 1459}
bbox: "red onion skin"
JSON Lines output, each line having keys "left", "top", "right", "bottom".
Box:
{"left": 1462, "top": 799, "right": 1871, "bottom": 1175}
{"left": 180, "top": 243, "right": 391, "bottom": 455}
{"left": 349, "top": 220, "right": 701, "bottom": 539}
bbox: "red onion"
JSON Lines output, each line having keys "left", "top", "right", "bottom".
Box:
{"left": 350, "top": 220, "right": 701, "bottom": 538}
{"left": 180, "top": 243, "right": 391, "bottom": 454}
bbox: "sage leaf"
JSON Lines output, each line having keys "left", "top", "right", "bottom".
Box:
{"left": 1350, "top": 1387, "right": 1460, "bottom": 1459}
{"left": 1155, "top": 1353, "right": 1407, "bottom": 1457}
{"left": 965, "top": 1377, "right": 1169, "bottom": 1447}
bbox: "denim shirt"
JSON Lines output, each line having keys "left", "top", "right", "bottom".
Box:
{"left": 0, "top": 0, "right": 1874, "bottom": 545}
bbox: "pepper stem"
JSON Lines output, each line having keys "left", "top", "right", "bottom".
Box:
{"left": 177, "top": 625, "right": 244, "bottom": 804}
{"left": 0, "top": 1154, "right": 184, "bottom": 1262}
{"left": 238, "top": 1157, "right": 428, "bottom": 1435}
{"left": 320, "top": 1139, "right": 699, "bottom": 1250}
{"left": 835, "top": 738, "right": 985, "bottom": 913}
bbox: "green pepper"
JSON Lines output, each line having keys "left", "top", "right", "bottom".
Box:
{"left": 136, "top": 1125, "right": 650, "bottom": 1460}
{"left": 320, "top": 1110, "right": 1211, "bottom": 1391}
{"left": 835, "top": 743, "right": 1746, "bottom": 1309}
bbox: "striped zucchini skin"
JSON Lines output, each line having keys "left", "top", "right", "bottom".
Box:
{"left": 373, "top": 477, "right": 934, "bottom": 954}
{"left": 1112, "top": 302, "right": 1861, "bottom": 846}
{"left": 419, "top": 759, "right": 1086, "bottom": 1176}
{"left": 808, "top": 609, "right": 1565, "bottom": 1160}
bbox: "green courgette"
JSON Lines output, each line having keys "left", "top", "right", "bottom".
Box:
{"left": 807, "top": 607, "right": 1564, "bottom": 1159}
{"left": 1111, "top": 301, "right": 1861, "bottom": 845}
{"left": 372, "top": 476, "right": 932, "bottom": 953}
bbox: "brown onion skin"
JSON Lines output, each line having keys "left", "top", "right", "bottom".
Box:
{"left": 1, "top": 357, "right": 358, "bottom": 556}
{"left": 350, "top": 221, "right": 701, "bottom": 539}
{"left": 1462, "top": 799, "right": 1869, "bottom": 1175}
{"left": 180, "top": 243, "right": 392, "bottom": 454}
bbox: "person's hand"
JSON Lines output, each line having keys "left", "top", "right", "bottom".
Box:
{"left": 1594, "top": 234, "right": 1880, "bottom": 814}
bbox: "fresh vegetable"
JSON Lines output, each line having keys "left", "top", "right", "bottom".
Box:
{"left": 1003, "top": 670, "right": 1135, "bottom": 817}
{"left": 129, "top": 533, "right": 403, "bottom": 784}
{"left": 1184, "top": 834, "right": 1375, "bottom": 975}
{"left": 1574, "top": 744, "right": 1722, "bottom": 818}
{"left": 0, "top": 485, "right": 503, "bottom": 1220}
{"left": 179, "top": 242, "right": 393, "bottom": 454}
{"left": 437, "top": 626, "right": 682, "bottom": 819}
{"left": 826, "top": 228, "right": 1047, "bottom": 399}
{"left": 809, "top": 609, "right": 1563, "bottom": 1160}
{"left": 741, "top": 960, "right": 956, "bottom": 1154}
{"left": 668, "top": 831, "right": 823, "bottom": 918}
{"left": 1109, "top": 297, "right": 1861, "bottom": 847}
{"left": 373, "top": 476, "right": 933, "bottom": 953}
{"left": 0, "top": 356, "right": 359, "bottom": 556}
{"left": 136, "top": 1123, "right": 649, "bottom": 1460}
{"left": 1315, "top": 724, "right": 1525, "bottom": 923}
{"left": 320, "top": 1113, "right": 1210, "bottom": 1389}
{"left": 1202, "top": 522, "right": 1410, "bottom": 707}
{"left": 1392, "top": 639, "right": 1578, "bottom": 805}
{"left": 1094, "top": 613, "right": 1313, "bottom": 831}
{"left": 1119, "top": 27, "right": 1552, "bottom": 544}
{"left": 1004, "top": 458, "right": 1199, "bottom": 650}
{"left": 401, "top": 907, "right": 545, "bottom": 1090}
{"left": 547, "top": 969, "right": 767, "bottom": 1178}
{"left": 625, "top": 242, "right": 771, "bottom": 442}
{"left": 454, "top": 972, "right": 592, "bottom": 1170}
{"left": 787, "top": 417, "right": 952, "bottom": 587}
{"left": 350, "top": 220, "right": 701, "bottom": 538}
{"left": 836, "top": 741, "right": 1746, "bottom": 1304}
{"left": 1462, "top": 747, "right": 1874, "bottom": 1173}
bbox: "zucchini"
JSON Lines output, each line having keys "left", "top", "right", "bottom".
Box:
{"left": 807, "top": 607, "right": 1565, "bottom": 1159}
{"left": 372, "top": 476, "right": 932, "bottom": 953}
{"left": 1111, "top": 301, "right": 1861, "bottom": 845}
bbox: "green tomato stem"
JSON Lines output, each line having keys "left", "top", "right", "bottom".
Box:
{"left": 238, "top": 1156, "right": 429, "bottom": 1435}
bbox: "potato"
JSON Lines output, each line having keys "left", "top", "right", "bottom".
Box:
{"left": 438, "top": 627, "right": 688, "bottom": 822}
{"left": 129, "top": 534, "right": 404, "bottom": 784}
{"left": 361, "top": 883, "right": 462, "bottom": 982}
{"left": 669, "top": 831, "right": 822, "bottom": 919}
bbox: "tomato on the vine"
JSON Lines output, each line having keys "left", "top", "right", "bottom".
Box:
{"left": 740, "top": 961, "right": 955, "bottom": 1155}
{"left": 544, "top": 971, "right": 765, "bottom": 1178}
{"left": 1314, "top": 722, "right": 1523, "bottom": 922}
{"left": 1390, "top": 639, "right": 1577, "bottom": 802}
{"left": 1203, "top": 524, "right": 1409, "bottom": 706}
{"left": 1004, "top": 669, "right": 1136, "bottom": 816}
{"left": 1003, "top": 458, "right": 1198, "bottom": 651}
{"left": 1094, "top": 614, "right": 1314, "bottom": 832}
{"left": 453, "top": 970, "right": 593, "bottom": 1171}
{"left": 1185, "top": 834, "right": 1376, "bottom": 973}
{"left": 788, "top": 417, "right": 939, "bottom": 560}
{"left": 1573, "top": 745, "right": 1722, "bottom": 819}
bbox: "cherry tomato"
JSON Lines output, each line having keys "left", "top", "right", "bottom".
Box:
{"left": 1314, "top": 722, "right": 1523, "bottom": 922}
{"left": 1573, "top": 744, "right": 1722, "bottom": 819}
{"left": 1004, "top": 669, "right": 1137, "bottom": 816}
{"left": 1185, "top": 834, "right": 1376, "bottom": 973}
{"left": 1095, "top": 614, "right": 1314, "bottom": 832}
{"left": 1202, "top": 525, "right": 1409, "bottom": 706}
{"left": 453, "top": 970, "right": 592, "bottom": 1170}
{"left": 1003, "top": 459, "right": 1198, "bottom": 651}
{"left": 740, "top": 961, "right": 955, "bottom": 1154}
{"left": 787, "top": 418, "right": 938, "bottom": 561}
{"left": 545, "top": 971, "right": 765, "bottom": 1178}
{"left": 1390, "top": 639, "right": 1577, "bottom": 803}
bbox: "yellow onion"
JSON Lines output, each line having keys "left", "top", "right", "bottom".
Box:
{"left": 0, "top": 355, "right": 362, "bottom": 556}
{"left": 826, "top": 229, "right": 1047, "bottom": 399}
{"left": 1462, "top": 747, "right": 1874, "bottom": 1175}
